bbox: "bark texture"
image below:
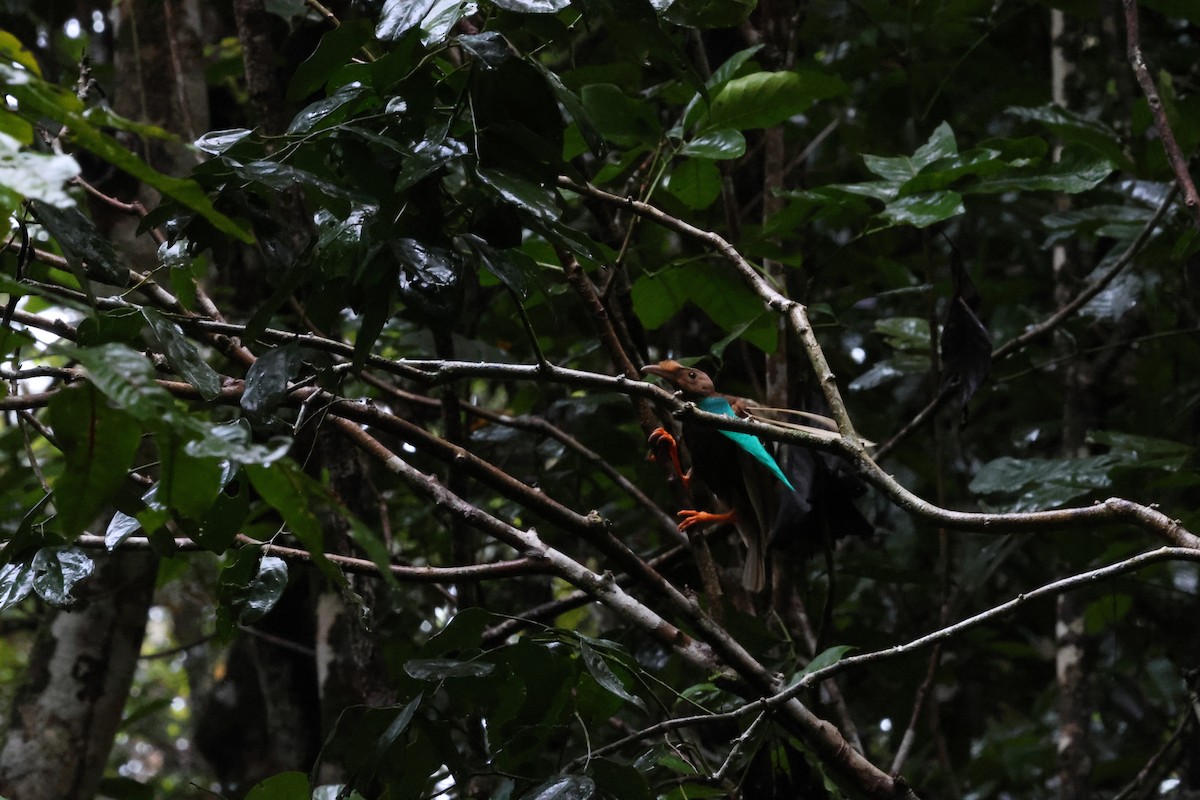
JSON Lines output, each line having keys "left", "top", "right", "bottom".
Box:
{"left": 0, "top": 553, "right": 157, "bottom": 800}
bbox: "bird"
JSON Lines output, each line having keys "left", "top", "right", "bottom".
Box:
{"left": 641, "top": 360, "right": 794, "bottom": 592}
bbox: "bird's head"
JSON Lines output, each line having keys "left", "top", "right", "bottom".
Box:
{"left": 641, "top": 360, "right": 716, "bottom": 398}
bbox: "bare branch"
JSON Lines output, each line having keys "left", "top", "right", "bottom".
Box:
{"left": 1122, "top": 0, "right": 1200, "bottom": 226}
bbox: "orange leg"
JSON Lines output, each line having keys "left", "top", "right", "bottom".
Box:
{"left": 676, "top": 508, "right": 737, "bottom": 532}
{"left": 647, "top": 427, "right": 689, "bottom": 490}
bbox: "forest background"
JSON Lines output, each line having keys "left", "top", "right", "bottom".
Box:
{"left": 1, "top": 0, "right": 1199, "bottom": 798}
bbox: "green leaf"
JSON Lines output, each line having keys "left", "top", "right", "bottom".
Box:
{"left": 0, "top": 132, "right": 79, "bottom": 207}
{"left": 664, "top": 0, "right": 756, "bottom": 28}
{"left": 242, "top": 343, "right": 306, "bottom": 417}
{"left": 404, "top": 658, "right": 496, "bottom": 679}
{"left": 864, "top": 122, "right": 958, "bottom": 182}
{"left": 664, "top": 159, "right": 722, "bottom": 210}
{"left": 1, "top": 64, "right": 253, "bottom": 243}
{"left": 194, "top": 128, "right": 254, "bottom": 156}
{"left": 288, "top": 20, "right": 373, "bottom": 101}
{"left": 245, "top": 461, "right": 345, "bottom": 585}
{"left": 48, "top": 384, "right": 143, "bottom": 535}
{"left": 631, "top": 261, "right": 777, "bottom": 352}
{"left": 578, "top": 640, "right": 646, "bottom": 710}
{"left": 490, "top": 0, "right": 571, "bottom": 13}
{"left": 580, "top": 84, "right": 662, "bottom": 147}
{"left": 875, "top": 317, "right": 930, "bottom": 351}
{"left": 969, "top": 455, "right": 1118, "bottom": 511}
{"left": 30, "top": 201, "right": 126, "bottom": 283}
{"left": 476, "top": 168, "right": 561, "bottom": 222}
{"left": 155, "top": 430, "right": 226, "bottom": 521}
{"left": 287, "top": 84, "right": 375, "bottom": 134}
{"left": 1007, "top": 104, "right": 1128, "bottom": 167}
{"left": 185, "top": 420, "right": 292, "bottom": 466}
{"left": 801, "top": 645, "right": 855, "bottom": 676}
{"left": 1086, "top": 430, "right": 1192, "bottom": 470}
{"left": 519, "top": 776, "right": 596, "bottom": 800}
{"left": 679, "top": 127, "right": 745, "bottom": 160}
{"left": 31, "top": 547, "right": 94, "bottom": 606}
{"left": 68, "top": 343, "right": 178, "bottom": 422}
{"left": 967, "top": 155, "right": 1114, "bottom": 195}
{"left": 0, "top": 562, "right": 36, "bottom": 612}
{"left": 234, "top": 555, "right": 289, "bottom": 625}
{"left": 141, "top": 308, "right": 222, "bottom": 400}
{"left": 244, "top": 770, "right": 311, "bottom": 800}
{"left": 707, "top": 70, "right": 845, "bottom": 131}
{"left": 376, "top": 0, "right": 436, "bottom": 40}
{"left": 879, "top": 190, "right": 965, "bottom": 228}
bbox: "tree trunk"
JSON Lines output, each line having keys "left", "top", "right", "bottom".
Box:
{"left": 0, "top": 553, "right": 157, "bottom": 800}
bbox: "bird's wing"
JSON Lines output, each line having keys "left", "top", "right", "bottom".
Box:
{"left": 697, "top": 396, "right": 795, "bottom": 491}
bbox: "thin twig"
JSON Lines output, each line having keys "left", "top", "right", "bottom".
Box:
{"left": 1122, "top": 0, "right": 1200, "bottom": 226}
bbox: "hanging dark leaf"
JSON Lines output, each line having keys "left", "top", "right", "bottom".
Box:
{"left": 939, "top": 244, "right": 991, "bottom": 408}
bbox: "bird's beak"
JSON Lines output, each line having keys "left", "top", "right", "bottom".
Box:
{"left": 640, "top": 364, "right": 671, "bottom": 381}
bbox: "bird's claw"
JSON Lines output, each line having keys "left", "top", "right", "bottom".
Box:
{"left": 648, "top": 427, "right": 689, "bottom": 488}
{"left": 676, "top": 509, "right": 736, "bottom": 532}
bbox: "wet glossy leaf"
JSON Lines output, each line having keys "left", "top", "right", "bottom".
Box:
{"left": 142, "top": 308, "right": 222, "bottom": 400}
{"left": 969, "top": 455, "right": 1118, "bottom": 511}
{"left": 707, "top": 69, "right": 845, "bottom": 131}
{"left": 579, "top": 640, "right": 645, "bottom": 710}
{"left": 242, "top": 343, "right": 306, "bottom": 416}
{"left": 476, "top": 169, "right": 561, "bottom": 221}
{"left": 404, "top": 659, "right": 496, "bottom": 679}
{"left": 0, "top": 132, "right": 79, "bottom": 207}
{"left": 393, "top": 238, "right": 467, "bottom": 325}
{"left": 679, "top": 127, "right": 745, "bottom": 160}
{"left": 69, "top": 343, "right": 177, "bottom": 422}
{"left": 967, "top": 154, "right": 1115, "bottom": 195}
{"left": 104, "top": 511, "right": 142, "bottom": 550}
{"left": 185, "top": 420, "right": 292, "bottom": 466}
{"left": 289, "top": 20, "right": 372, "bottom": 100}
{"left": 880, "top": 191, "right": 965, "bottom": 228}
{"left": 1086, "top": 431, "right": 1192, "bottom": 470}
{"left": 864, "top": 122, "right": 959, "bottom": 181}
{"left": 194, "top": 128, "right": 253, "bottom": 155}
{"left": 0, "top": 562, "right": 35, "bottom": 612}
{"left": 519, "top": 776, "right": 595, "bottom": 800}
{"left": 376, "top": 0, "right": 437, "bottom": 40}
{"left": 2, "top": 64, "right": 253, "bottom": 243}
{"left": 287, "top": 84, "right": 374, "bottom": 135}
{"left": 30, "top": 201, "right": 125, "bottom": 283}
{"left": 234, "top": 555, "right": 288, "bottom": 624}
{"left": 48, "top": 384, "right": 143, "bottom": 535}
{"left": 490, "top": 0, "right": 571, "bottom": 12}
{"left": 462, "top": 235, "right": 534, "bottom": 298}
{"left": 457, "top": 32, "right": 510, "bottom": 68}
{"left": 31, "top": 547, "right": 94, "bottom": 606}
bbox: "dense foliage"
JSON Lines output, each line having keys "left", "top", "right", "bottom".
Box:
{"left": 1, "top": 0, "right": 1199, "bottom": 798}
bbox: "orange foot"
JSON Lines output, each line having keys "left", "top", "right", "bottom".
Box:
{"left": 648, "top": 427, "right": 689, "bottom": 489}
{"left": 676, "top": 509, "right": 737, "bottom": 532}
